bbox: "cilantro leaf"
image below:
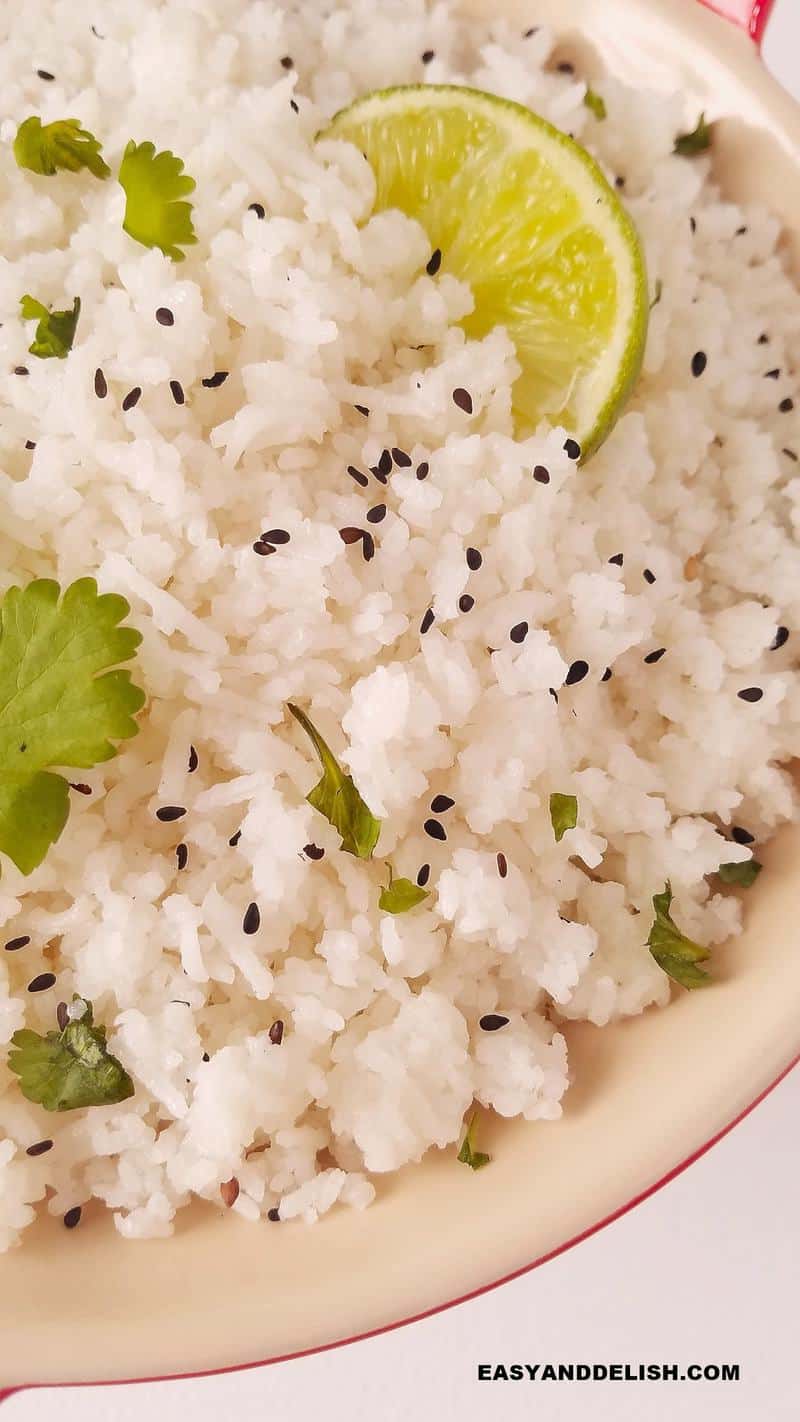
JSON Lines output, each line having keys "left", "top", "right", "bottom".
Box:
{"left": 8, "top": 997, "right": 134, "bottom": 1111}
{"left": 0, "top": 578, "right": 145, "bottom": 874}
{"left": 718, "top": 859, "right": 762, "bottom": 888}
{"left": 379, "top": 868, "right": 428, "bottom": 915}
{"left": 647, "top": 882, "right": 711, "bottom": 989}
{"left": 13, "top": 116, "right": 110, "bottom": 179}
{"left": 118, "top": 140, "right": 197, "bottom": 262}
{"left": 675, "top": 113, "right": 712, "bottom": 157}
{"left": 583, "top": 88, "right": 607, "bottom": 120}
{"left": 457, "top": 1113, "right": 491, "bottom": 1171}
{"left": 550, "top": 792, "right": 578, "bottom": 843}
{"left": 288, "top": 702, "right": 381, "bottom": 859}
{"left": 20, "top": 294, "right": 80, "bottom": 359}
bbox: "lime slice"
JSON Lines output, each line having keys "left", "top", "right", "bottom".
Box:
{"left": 326, "top": 85, "right": 648, "bottom": 457}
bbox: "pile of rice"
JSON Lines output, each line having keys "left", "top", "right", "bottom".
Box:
{"left": 1, "top": 0, "right": 799, "bottom": 1250}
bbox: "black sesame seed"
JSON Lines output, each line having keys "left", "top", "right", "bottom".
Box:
{"left": 392, "top": 447, "right": 412, "bottom": 468}
{"left": 608, "top": 553, "right": 624, "bottom": 566}
{"left": 56, "top": 1001, "right": 69, "bottom": 1031}
{"left": 169, "top": 379, "right": 185, "bottom": 406}
{"left": 5, "top": 936, "right": 30, "bottom": 952}
{"left": 346, "top": 464, "right": 369, "bottom": 487}
{"left": 122, "top": 386, "right": 141, "bottom": 411}
{"left": 269, "top": 1020, "right": 284, "bottom": 1045}
{"left": 738, "top": 686, "right": 764, "bottom": 703}
{"left": 26, "top": 1139, "right": 53, "bottom": 1157}
{"left": 420, "top": 607, "right": 435, "bottom": 635}
{"left": 14, "top": 366, "right": 29, "bottom": 376}
{"left": 156, "top": 806, "right": 186, "bottom": 823}
{"left": 280, "top": 54, "right": 293, "bottom": 68}
{"left": 229, "top": 829, "right": 242, "bottom": 847}
{"left": 290, "top": 99, "right": 299, "bottom": 113}
{"left": 377, "top": 448, "right": 393, "bottom": 477}
{"left": 643, "top": 568, "right": 656, "bottom": 584}
{"left": 431, "top": 794, "right": 455, "bottom": 814}
{"left": 156, "top": 306, "right": 175, "bottom": 326}
{"left": 690, "top": 216, "right": 697, "bottom": 234}
{"left": 354, "top": 403, "right": 370, "bottom": 416}
{"left": 339, "top": 526, "right": 362, "bottom": 546}
{"left": 94, "top": 367, "right": 107, "bottom": 398}
{"left": 202, "top": 1051, "right": 210, "bottom": 1062}
{"left": 416, "top": 863, "right": 431, "bottom": 888}
{"left": 176, "top": 843, "right": 189, "bottom": 871}
{"left": 262, "top": 528, "right": 290, "bottom": 545}
{"left": 510, "top": 621, "right": 528, "bottom": 644}
{"left": 771, "top": 626, "right": 789, "bottom": 650}
{"left": 424, "top": 819, "right": 447, "bottom": 842}
{"left": 361, "top": 530, "right": 376, "bottom": 562}
{"left": 304, "top": 843, "right": 325, "bottom": 860}
{"left": 28, "top": 973, "right": 56, "bottom": 993}
{"left": 416, "top": 461, "right": 430, "bottom": 480}
{"left": 496, "top": 851, "right": 508, "bottom": 879}
{"left": 564, "top": 438, "right": 581, "bottom": 460}
{"left": 549, "top": 688, "right": 559, "bottom": 704}
{"left": 601, "top": 667, "right": 613, "bottom": 682}
{"left": 783, "top": 448, "right": 798, "bottom": 461}
{"left": 370, "top": 465, "right": 387, "bottom": 484}
{"left": 37, "top": 69, "right": 55, "bottom": 81}
{"left": 479, "top": 1013, "right": 509, "bottom": 1032}
{"left": 426, "top": 248, "right": 442, "bottom": 276}
{"left": 63, "top": 1207, "right": 82, "bottom": 1230}
{"left": 524, "top": 26, "right": 538, "bottom": 37}
{"left": 253, "top": 540, "right": 275, "bottom": 556}
{"left": 248, "top": 202, "right": 266, "bottom": 219}
{"left": 466, "top": 547, "right": 482, "bottom": 571}
{"left": 452, "top": 387, "right": 473, "bottom": 414}
{"left": 459, "top": 594, "right": 475, "bottom": 613}
{"left": 732, "top": 826, "right": 755, "bottom": 845}
{"left": 421, "top": 49, "right": 435, "bottom": 63}
{"left": 758, "top": 332, "right": 770, "bottom": 344}
{"left": 615, "top": 175, "right": 626, "bottom": 190}
{"left": 644, "top": 647, "right": 667, "bottom": 664}
{"left": 691, "top": 351, "right": 708, "bottom": 378}
{"left": 188, "top": 744, "right": 199, "bottom": 773}
{"left": 533, "top": 465, "right": 550, "bottom": 484}
{"left": 565, "top": 660, "right": 589, "bottom": 686}
{"left": 267, "top": 1206, "right": 281, "bottom": 1222}
{"left": 779, "top": 397, "right": 795, "bottom": 413}
{"left": 243, "top": 902, "right": 261, "bottom": 935}
{"left": 202, "top": 371, "right": 229, "bottom": 388}
{"left": 25, "top": 440, "right": 36, "bottom": 450}
{"left": 736, "top": 225, "right": 748, "bottom": 236}
{"left": 366, "top": 503, "right": 386, "bottom": 524}
{"left": 765, "top": 368, "right": 781, "bottom": 380}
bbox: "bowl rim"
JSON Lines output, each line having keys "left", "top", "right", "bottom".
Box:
{"left": 2, "top": 0, "right": 800, "bottom": 1398}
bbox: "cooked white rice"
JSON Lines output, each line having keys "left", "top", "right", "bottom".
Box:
{"left": 1, "top": 0, "right": 799, "bottom": 1249}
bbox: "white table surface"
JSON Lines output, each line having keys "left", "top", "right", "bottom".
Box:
{"left": 6, "top": 5, "right": 800, "bottom": 1420}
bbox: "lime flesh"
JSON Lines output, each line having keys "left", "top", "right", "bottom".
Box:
{"left": 326, "top": 85, "right": 649, "bottom": 456}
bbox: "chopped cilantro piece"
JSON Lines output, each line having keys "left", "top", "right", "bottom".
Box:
{"left": 675, "top": 113, "right": 712, "bottom": 157}
{"left": 118, "top": 140, "right": 197, "bottom": 261}
{"left": 583, "top": 88, "right": 607, "bottom": 120}
{"left": 718, "top": 860, "right": 762, "bottom": 888}
{"left": 379, "top": 866, "right": 428, "bottom": 914}
{"left": 550, "top": 792, "right": 578, "bottom": 842}
{"left": 457, "top": 1112, "right": 491, "bottom": 1171}
{"left": 647, "top": 882, "right": 711, "bottom": 989}
{"left": 287, "top": 702, "right": 381, "bottom": 859}
{"left": 20, "top": 294, "right": 80, "bottom": 359}
{"left": 9, "top": 997, "right": 134, "bottom": 1111}
{"left": 13, "top": 116, "right": 110, "bottom": 179}
{"left": 0, "top": 578, "right": 145, "bottom": 874}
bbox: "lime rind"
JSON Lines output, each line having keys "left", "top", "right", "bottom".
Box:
{"left": 325, "top": 84, "right": 649, "bottom": 457}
